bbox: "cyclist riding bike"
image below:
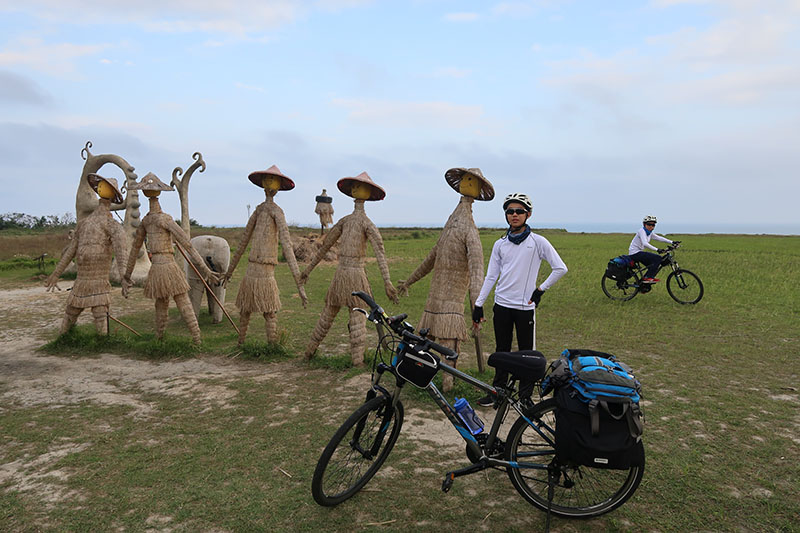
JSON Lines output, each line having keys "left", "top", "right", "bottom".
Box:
{"left": 629, "top": 215, "right": 679, "bottom": 284}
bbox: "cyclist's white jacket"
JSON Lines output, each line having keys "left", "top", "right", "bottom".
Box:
{"left": 629, "top": 228, "right": 673, "bottom": 255}
{"left": 475, "top": 233, "right": 567, "bottom": 311}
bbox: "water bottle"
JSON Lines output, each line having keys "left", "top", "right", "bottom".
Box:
{"left": 453, "top": 397, "right": 484, "bottom": 435}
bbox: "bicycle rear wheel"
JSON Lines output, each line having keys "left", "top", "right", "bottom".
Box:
{"left": 666, "top": 269, "right": 704, "bottom": 304}
{"left": 601, "top": 273, "right": 639, "bottom": 301}
{"left": 311, "top": 396, "right": 404, "bottom": 506}
{"left": 505, "top": 398, "right": 644, "bottom": 518}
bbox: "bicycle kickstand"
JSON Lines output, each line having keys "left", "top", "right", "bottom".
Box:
{"left": 441, "top": 460, "right": 488, "bottom": 493}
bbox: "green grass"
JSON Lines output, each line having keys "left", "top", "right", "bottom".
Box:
{"left": 1, "top": 229, "right": 799, "bottom": 532}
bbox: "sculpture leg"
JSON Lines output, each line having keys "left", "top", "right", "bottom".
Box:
{"left": 438, "top": 338, "right": 459, "bottom": 393}
{"left": 238, "top": 311, "right": 251, "bottom": 346}
{"left": 348, "top": 307, "right": 367, "bottom": 366}
{"left": 264, "top": 312, "right": 278, "bottom": 343}
{"left": 304, "top": 304, "right": 340, "bottom": 359}
{"left": 155, "top": 297, "right": 170, "bottom": 340}
{"left": 175, "top": 292, "right": 201, "bottom": 345}
{"left": 60, "top": 305, "right": 82, "bottom": 334}
{"left": 91, "top": 305, "right": 109, "bottom": 335}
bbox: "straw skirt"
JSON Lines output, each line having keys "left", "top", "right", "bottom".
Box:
{"left": 326, "top": 264, "right": 371, "bottom": 308}
{"left": 144, "top": 253, "right": 190, "bottom": 299}
{"left": 236, "top": 262, "right": 281, "bottom": 313}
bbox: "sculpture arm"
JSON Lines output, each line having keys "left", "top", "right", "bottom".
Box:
{"left": 366, "top": 220, "right": 398, "bottom": 303}
{"left": 226, "top": 212, "right": 257, "bottom": 280}
{"left": 109, "top": 221, "right": 130, "bottom": 282}
{"left": 301, "top": 221, "right": 342, "bottom": 282}
{"left": 123, "top": 225, "right": 146, "bottom": 281}
{"left": 465, "top": 229, "right": 485, "bottom": 306}
{"left": 45, "top": 236, "right": 78, "bottom": 289}
{"left": 402, "top": 245, "right": 437, "bottom": 289}
{"left": 167, "top": 219, "right": 213, "bottom": 279}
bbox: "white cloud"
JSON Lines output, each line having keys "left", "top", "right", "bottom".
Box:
{"left": 331, "top": 98, "right": 484, "bottom": 129}
{"left": 0, "top": 38, "right": 109, "bottom": 76}
{"left": 444, "top": 12, "right": 480, "bottom": 22}
{"left": 0, "top": 70, "right": 52, "bottom": 105}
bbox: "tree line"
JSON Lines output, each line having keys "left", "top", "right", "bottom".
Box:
{"left": 0, "top": 212, "right": 77, "bottom": 230}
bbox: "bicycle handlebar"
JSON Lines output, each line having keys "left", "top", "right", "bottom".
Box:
{"left": 351, "top": 291, "right": 459, "bottom": 360}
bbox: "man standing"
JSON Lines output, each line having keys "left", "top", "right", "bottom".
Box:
{"left": 472, "top": 193, "right": 568, "bottom": 406}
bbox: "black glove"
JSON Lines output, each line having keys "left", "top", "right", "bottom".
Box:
{"left": 657, "top": 248, "right": 667, "bottom": 254}
{"left": 672, "top": 240, "right": 681, "bottom": 246}
{"left": 472, "top": 306, "right": 483, "bottom": 323}
{"left": 530, "top": 288, "right": 545, "bottom": 307}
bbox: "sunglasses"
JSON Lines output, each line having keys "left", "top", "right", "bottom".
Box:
{"left": 505, "top": 208, "right": 528, "bottom": 216}
{"left": 644, "top": 222, "right": 656, "bottom": 226}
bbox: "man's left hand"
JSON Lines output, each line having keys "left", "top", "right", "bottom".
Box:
{"left": 529, "top": 288, "right": 544, "bottom": 307}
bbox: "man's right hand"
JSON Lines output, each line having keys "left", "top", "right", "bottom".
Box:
{"left": 472, "top": 305, "right": 483, "bottom": 324}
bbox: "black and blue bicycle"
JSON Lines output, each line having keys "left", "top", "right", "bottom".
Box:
{"left": 311, "top": 291, "right": 643, "bottom": 518}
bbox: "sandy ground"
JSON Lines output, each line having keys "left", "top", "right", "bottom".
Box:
{"left": 0, "top": 283, "right": 466, "bottom": 514}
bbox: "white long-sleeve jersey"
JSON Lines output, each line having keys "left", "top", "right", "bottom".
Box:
{"left": 475, "top": 232, "right": 567, "bottom": 311}
{"left": 629, "top": 228, "right": 673, "bottom": 254}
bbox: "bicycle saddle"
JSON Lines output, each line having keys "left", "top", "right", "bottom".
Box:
{"left": 488, "top": 350, "right": 547, "bottom": 382}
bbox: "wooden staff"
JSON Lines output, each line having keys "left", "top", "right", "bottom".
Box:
{"left": 472, "top": 321, "right": 485, "bottom": 373}
{"left": 174, "top": 242, "right": 240, "bottom": 335}
{"left": 108, "top": 313, "right": 142, "bottom": 337}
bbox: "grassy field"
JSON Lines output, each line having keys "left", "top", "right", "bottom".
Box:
{"left": 1, "top": 227, "right": 798, "bottom": 532}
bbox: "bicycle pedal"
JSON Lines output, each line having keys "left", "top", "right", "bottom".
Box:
{"left": 441, "top": 472, "right": 455, "bottom": 493}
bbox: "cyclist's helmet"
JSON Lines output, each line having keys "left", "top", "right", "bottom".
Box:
{"left": 503, "top": 193, "right": 533, "bottom": 212}
{"left": 643, "top": 215, "right": 657, "bottom": 224}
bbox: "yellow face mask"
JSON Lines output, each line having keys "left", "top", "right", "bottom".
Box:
{"left": 350, "top": 182, "right": 372, "bottom": 200}
{"left": 143, "top": 189, "right": 161, "bottom": 198}
{"left": 459, "top": 175, "right": 481, "bottom": 198}
{"left": 262, "top": 175, "right": 281, "bottom": 192}
{"left": 96, "top": 180, "right": 115, "bottom": 200}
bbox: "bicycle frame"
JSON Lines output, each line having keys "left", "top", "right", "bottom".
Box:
{"left": 370, "top": 356, "right": 555, "bottom": 475}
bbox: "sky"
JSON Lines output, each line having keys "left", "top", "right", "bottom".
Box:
{"left": 1, "top": 0, "right": 799, "bottom": 234}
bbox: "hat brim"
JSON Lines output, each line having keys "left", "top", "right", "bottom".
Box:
{"left": 337, "top": 177, "right": 385, "bottom": 201}
{"left": 444, "top": 168, "right": 495, "bottom": 201}
{"left": 87, "top": 173, "right": 124, "bottom": 204}
{"left": 248, "top": 171, "right": 295, "bottom": 191}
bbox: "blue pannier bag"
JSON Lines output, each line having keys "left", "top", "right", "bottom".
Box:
{"left": 542, "top": 349, "right": 644, "bottom": 469}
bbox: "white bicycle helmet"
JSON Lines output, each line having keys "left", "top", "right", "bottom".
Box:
{"left": 643, "top": 215, "right": 657, "bottom": 224}
{"left": 503, "top": 192, "right": 533, "bottom": 212}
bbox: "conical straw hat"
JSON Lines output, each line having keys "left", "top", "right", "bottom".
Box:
{"left": 444, "top": 167, "right": 495, "bottom": 201}
{"left": 128, "top": 172, "right": 174, "bottom": 192}
{"left": 248, "top": 165, "right": 295, "bottom": 190}
{"left": 337, "top": 171, "right": 385, "bottom": 201}
{"left": 86, "top": 173, "right": 124, "bottom": 204}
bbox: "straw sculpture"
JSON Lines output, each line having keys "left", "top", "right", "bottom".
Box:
{"left": 45, "top": 173, "right": 129, "bottom": 335}
{"left": 301, "top": 172, "right": 398, "bottom": 365}
{"left": 121, "top": 173, "right": 220, "bottom": 344}
{"left": 224, "top": 165, "right": 308, "bottom": 345}
{"left": 397, "top": 167, "right": 494, "bottom": 391}
{"left": 314, "top": 188, "right": 334, "bottom": 234}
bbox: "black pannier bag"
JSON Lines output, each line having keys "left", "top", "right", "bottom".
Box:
{"left": 553, "top": 384, "right": 644, "bottom": 470}
{"left": 606, "top": 255, "right": 634, "bottom": 280}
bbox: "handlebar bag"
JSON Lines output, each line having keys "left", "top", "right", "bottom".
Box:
{"left": 396, "top": 345, "right": 440, "bottom": 388}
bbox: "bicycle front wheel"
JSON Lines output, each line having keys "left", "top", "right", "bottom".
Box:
{"left": 505, "top": 398, "right": 644, "bottom": 518}
{"left": 311, "top": 396, "right": 404, "bottom": 506}
{"left": 666, "top": 269, "right": 704, "bottom": 304}
{"left": 601, "top": 273, "right": 639, "bottom": 301}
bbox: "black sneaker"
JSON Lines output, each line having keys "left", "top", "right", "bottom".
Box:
{"left": 476, "top": 395, "right": 494, "bottom": 407}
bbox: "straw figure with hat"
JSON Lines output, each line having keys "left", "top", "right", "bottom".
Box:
{"left": 314, "top": 188, "right": 334, "bottom": 234}
{"left": 396, "top": 168, "right": 494, "bottom": 391}
{"left": 121, "top": 172, "right": 221, "bottom": 344}
{"left": 300, "top": 172, "right": 399, "bottom": 365}
{"left": 223, "top": 165, "right": 308, "bottom": 345}
{"left": 45, "top": 173, "right": 129, "bottom": 335}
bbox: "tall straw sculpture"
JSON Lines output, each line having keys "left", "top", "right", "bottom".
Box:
{"left": 301, "top": 172, "right": 398, "bottom": 365}
{"left": 314, "top": 188, "right": 334, "bottom": 234}
{"left": 224, "top": 165, "right": 308, "bottom": 345}
{"left": 46, "top": 173, "right": 129, "bottom": 334}
{"left": 121, "top": 173, "right": 220, "bottom": 344}
{"left": 397, "top": 168, "right": 494, "bottom": 391}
